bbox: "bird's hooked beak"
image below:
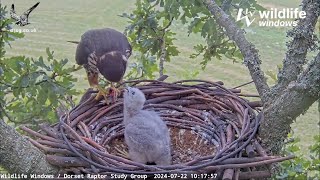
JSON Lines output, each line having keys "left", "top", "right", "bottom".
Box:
{"left": 122, "top": 55, "right": 128, "bottom": 62}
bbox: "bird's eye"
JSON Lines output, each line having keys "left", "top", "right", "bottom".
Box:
{"left": 131, "top": 91, "right": 135, "bottom": 95}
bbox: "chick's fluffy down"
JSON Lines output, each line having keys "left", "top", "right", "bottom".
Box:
{"left": 125, "top": 110, "right": 171, "bottom": 164}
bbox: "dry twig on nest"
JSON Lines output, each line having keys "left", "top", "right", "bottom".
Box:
{"left": 21, "top": 78, "right": 294, "bottom": 179}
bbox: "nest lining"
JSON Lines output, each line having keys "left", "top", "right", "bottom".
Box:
{"left": 107, "top": 126, "right": 217, "bottom": 165}
{"left": 21, "top": 79, "right": 293, "bottom": 179}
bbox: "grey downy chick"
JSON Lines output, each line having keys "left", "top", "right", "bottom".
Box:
{"left": 123, "top": 87, "right": 171, "bottom": 165}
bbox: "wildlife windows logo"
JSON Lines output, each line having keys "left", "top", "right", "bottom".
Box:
{"left": 236, "top": 8, "right": 306, "bottom": 27}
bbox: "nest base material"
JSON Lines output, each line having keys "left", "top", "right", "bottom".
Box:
{"left": 22, "top": 78, "right": 294, "bottom": 179}
{"left": 108, "top": 127, "right": 216, "bottom": 165}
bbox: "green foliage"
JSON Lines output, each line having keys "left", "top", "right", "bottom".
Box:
{"left": 121, "top": 0, "right": 180, "bottom": 78}
{"left": 122, "top": 0, "right": 263, "bottom": 75}
{"left": 125, "top": 53, "right": 158, "bottom": 79}
{"left": 274, "top": 134, "right": 320, "bottom": 180}
{"left": 265, "top": 64, "right": 283, "bottom": 84}
{"left": 0, "top": 4, "right": 80, "bottom": 126}
{"left": 266, "top": 70, "right": 278, "bottom": 82}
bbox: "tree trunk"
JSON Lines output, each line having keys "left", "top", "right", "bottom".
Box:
{"left": 260, "top": 53, "right": 320, "bottom": 153}
{"left": 203, "top": 0, "right": 320, "bottom": 154}
{"left": 0, "top": 119, "right": 58, "bottom": 175}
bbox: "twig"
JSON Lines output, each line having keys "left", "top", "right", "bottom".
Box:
{"left": 233, "top": 81, "right": 254, "bottom": 89}
{"left": 20, "top": 79, "right": 292, "bottom": 178}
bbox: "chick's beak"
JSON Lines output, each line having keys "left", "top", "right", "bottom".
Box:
{"left": 124, "top": 87, "right": 129, "bottom": 93}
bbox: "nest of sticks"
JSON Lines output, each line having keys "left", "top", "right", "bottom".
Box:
{"left": 21, "top": 77, "right": 294, "bottom": 179}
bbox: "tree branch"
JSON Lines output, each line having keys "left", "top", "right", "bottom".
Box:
{"left": 221, "top": 0, "right": 232, "bottom": 12}
{"left": 0, "top": 119, "right": 58, "bottom": 175}
{"left": 159, "top": 17, "right": 174, "bottom": 31}
{"left": 202, "top": 0, "right": 270, "bottom": 103}
{"left": 294, "top": 53, "right": 320, "bottom": 95}
{"left": 0, "top": 105, "right": 15, "bottom": 123}
{"left": 0, "top": 80, "right": 48, "bottom": 89}
{"left": 158, "top": 17, "right": 173, "bottom": 78}
{"left": 275, "top": 0, "right": 320, "bottom": 91}
{"left": 260, "top": 52, "right": 320, "bottom": 153}
{"left": 159, "top": 37, "right": 166, "bottom": 77}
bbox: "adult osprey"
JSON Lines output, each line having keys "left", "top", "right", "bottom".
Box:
{"left": 74, "top": 28, "right": 132, "bottom": 101}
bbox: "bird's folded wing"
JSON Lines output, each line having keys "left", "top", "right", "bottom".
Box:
{"left": 81, "top": 28, "right": 131, "bottom": 57}
{"left": 75, "top": 38, "right": 93, "bottom": 65}
{"left": 145, "top": 111, "right": 169, "bottom": 133}
{"left": 125, "top": 122, "right": 162, "bottom": 149}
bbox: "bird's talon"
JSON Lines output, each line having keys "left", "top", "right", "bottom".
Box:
{"left": 94, "top": 86, "right": 109, "bottom": 102}
{"left": 108, "top": 86, "right": 121, "bottom": 103}
{"left": 75, "top": 28, "right": 131, "bottom": 106}
{"left": 94, "top": 91, "right": 101, "bottom": 100}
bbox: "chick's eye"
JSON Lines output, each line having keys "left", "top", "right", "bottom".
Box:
{"left": 131, "top": 91, "right": 135, "bottom": 95}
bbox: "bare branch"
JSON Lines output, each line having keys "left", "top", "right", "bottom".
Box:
{"left": 158, "top": 17, "right": 173, "bottom": 78}
{"left": 202, "top": 0, "right": 270, "bottom": 103}
{"left": 159, "top": 37, "right": 166, "bottom": 77}
{"left": 0, "top": 119, "right": 58, "bottom": 175}
{"left": 159, "top": 17, "right": 174, "bottom": 31}
{"left": 260, "top": 52, "right": 320, "bottom": 153}
{"left": 221, "top": 0, "right": 232, "bottom": 12}
{"left": 0, "top": 105, "right": 14, "bottom": 122}
{"left": 276, "top": 0, "right": 320, "bottom": 90}
{"left": 294, "top": 52, "right": 320, "bottom": 96}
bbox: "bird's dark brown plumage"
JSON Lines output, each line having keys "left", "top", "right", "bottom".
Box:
{"left": 75, "top": 28, "right": 131, "bottom": 65}
{"left": 97, "top": 52, "right": 127, "bottom": 82}
{"left": 75, "top": 28, "right": 131, "bottom": 86}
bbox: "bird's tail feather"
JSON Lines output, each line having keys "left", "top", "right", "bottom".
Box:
{"left": 67, "top": 40, "right": 80, "bottom": 44}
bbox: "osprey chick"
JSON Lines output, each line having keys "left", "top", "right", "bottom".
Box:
{"left": 123, "top": 87, "right": 172, "bottom": 165}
